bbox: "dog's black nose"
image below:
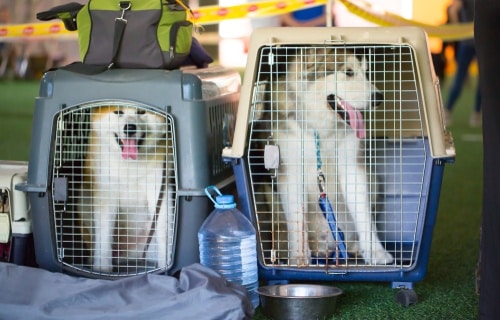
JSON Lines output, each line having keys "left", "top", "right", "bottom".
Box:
{"left": 124, "top": 123, "right": 137, "bottom": 137}
{"left": 371, "top": 92, "right": 384, "bottom": 107}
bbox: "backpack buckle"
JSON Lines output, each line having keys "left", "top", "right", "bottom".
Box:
{"left": 117, "top": 1, "right": 131, "bottom": 23}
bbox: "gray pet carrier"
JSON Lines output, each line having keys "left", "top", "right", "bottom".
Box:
{"left": 17, "top": 66, "right": 241, "bottom": 279}
{"left": 223, "top": 27, "right": 455, "bottom": 299}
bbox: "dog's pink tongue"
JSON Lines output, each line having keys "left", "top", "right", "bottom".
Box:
{"left": 122, "top": 139, "right": 138, "bottom": 160}
{"left": 339, "top": 100, "right": 366, "bottom": 139}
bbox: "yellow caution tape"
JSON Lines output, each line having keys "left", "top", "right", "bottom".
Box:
{"left": 337, "top": 0, "right": 474, "bottom": 41}
{"left": 0, "top": 0, "right": 327, "bottom": 39}
{"left": 0, "top": 0, "right": 473, "bottom": 41}
{"left": 0, "top": 21, "right": 74, "bottom": 39}
{"left": 191, "top": 0, "right": 327, "bottom": 24}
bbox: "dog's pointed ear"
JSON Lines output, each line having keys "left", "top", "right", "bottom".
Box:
{"left": 357, "top": 54, "right": 370, "bottom": 72}
{"left": 301, "top": 47, "right": 338, "bottom": 79}
{"left": 355, "top": 54, "right": 364, "bottom": 69}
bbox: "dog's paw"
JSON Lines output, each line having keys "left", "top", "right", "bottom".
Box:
{"left": 363, "top": 248, "right": 394, "bottom": 265}
{"left": 288, "top": 249, "right": 311, "bottom": 266}
{"left": 93, "top": 257, "right": 113, "bottom": 273}
{"left": 93, "top": 264, "right": 113, "bottom": 273}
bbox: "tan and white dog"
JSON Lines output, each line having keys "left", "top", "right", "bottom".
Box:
{"left": 264, "top": 48, "right": 394, "bottom": 265}
{"left": 79, "top": 106, "right": 173, "bottom": 273}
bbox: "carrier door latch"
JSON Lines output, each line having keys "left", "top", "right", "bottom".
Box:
{"left": 53, "top": 177, "right": 68, "bottom": 202}
{"left": 264, "top": 144, "right": 280, "bottom": 170}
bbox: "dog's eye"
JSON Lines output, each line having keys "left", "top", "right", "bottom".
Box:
{"left": 136, "top": 109, "right": 146, "bottom": 115}
{"left": 345, "top": 68, "right": 355, "bottom": 77}
{"left": 113, "top": 110, "right": 124, "bottom": 115}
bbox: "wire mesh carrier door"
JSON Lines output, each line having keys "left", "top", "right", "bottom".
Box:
{"left": 52, "top": 101, "right": 177, "bottom": 277}
{"left": 224, "top": 27, "right": 455, "bottom": 279}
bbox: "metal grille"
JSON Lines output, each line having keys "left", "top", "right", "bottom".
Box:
{"left": 51, "top": 101, "right": 177, "bottom": 277}
{"left": 247, "top": 44, "right": 427, "bottom": 271}
{"left": 209, "top": 102, "right": 237, "bottom": 176}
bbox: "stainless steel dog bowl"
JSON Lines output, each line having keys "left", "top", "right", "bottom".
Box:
{"left": 257, "top": 284, "right": 343, "bottom": 320}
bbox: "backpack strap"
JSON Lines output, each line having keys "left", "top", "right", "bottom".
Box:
{"left": 109, "top": 1, "right": 131, "bottom": 69}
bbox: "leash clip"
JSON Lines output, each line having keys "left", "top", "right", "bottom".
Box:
{"left": 317, "top": 170, "right": 326, "bottom": 195}
{"left": 117, "top": 1, "right": 131, "bottom": 23}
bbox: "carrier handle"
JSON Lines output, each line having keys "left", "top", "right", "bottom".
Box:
{"left": 205, "top": 185, "right": 223, "bottom": 205}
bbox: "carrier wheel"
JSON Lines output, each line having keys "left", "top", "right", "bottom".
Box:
{"left": 395, "top": 288, "right": 418, "bottom": 307}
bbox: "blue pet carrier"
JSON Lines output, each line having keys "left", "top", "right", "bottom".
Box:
{"left": 222, "top": 27, "right": 455, "bottom": 303}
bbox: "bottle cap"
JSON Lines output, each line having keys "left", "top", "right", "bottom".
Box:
{"left": 214, "top": 195, "right": 237, "bottom": 209}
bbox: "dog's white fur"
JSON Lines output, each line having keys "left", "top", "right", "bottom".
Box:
{"left": 79, "top": 106, "right": 173, "bottom": 272}
{"left": 268, "top": 48, "right": 394, "bottom": 265}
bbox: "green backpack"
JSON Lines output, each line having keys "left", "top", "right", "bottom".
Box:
{"left": 38, "top": 0, "right": 193, "bottom": 70}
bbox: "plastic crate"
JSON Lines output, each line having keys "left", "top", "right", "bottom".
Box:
{"left": 222, "top": 27, "right": 455, "bottom": 293}
{"left": 0, "top": 161, "right": 35, "bottom": 266}
{"left": 17, "top": 66, "right": 240, "bottom": 278}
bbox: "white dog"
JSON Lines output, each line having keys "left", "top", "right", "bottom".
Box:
{"left": 265, "top": 48, "right": 394, "bottom": 266}
{"left": 79, "top": 106, "right": 174, "bottom": 273}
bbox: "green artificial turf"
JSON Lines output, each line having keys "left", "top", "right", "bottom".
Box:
{"left": 0, "top": 77, "right": 482, "bottom": 319}
{"left": 0, "top": 80, "right": 39, "bottom": 161}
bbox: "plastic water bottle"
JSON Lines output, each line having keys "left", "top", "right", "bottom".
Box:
{"left": 198, "top": 186, "right": 259, "bottom": 309}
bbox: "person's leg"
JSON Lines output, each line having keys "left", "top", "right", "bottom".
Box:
{"left": 446, "top": 42, "right": 476, "bottom": 112}
{"left": 475, "top": 0, "right": 500, "bottom": 318}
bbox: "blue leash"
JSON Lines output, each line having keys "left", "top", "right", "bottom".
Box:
{"left": 314, "top": 130, "right": 348, "bottom": 260}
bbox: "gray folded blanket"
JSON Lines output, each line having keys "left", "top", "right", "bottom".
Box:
{"left": 0, "top": 262, "right": 253, "bottom": 320}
